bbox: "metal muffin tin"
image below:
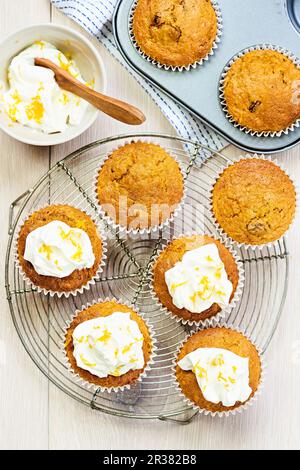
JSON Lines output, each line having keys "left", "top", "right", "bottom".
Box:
{"left": 113, "top": 0, "right": 300, "bottom": 154}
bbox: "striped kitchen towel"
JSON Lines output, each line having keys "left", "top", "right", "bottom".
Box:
{"left": 51, "top": 0, "right": 226, "bottom": 151}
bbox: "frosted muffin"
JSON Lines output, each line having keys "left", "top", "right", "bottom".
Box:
{"left": 212, "top": 158, "right": 296, "bottom": 245}
{"left": 96, "top": 142, "right": 184, "bottom": 231}
{"left": 222, "top": 49, "right": 300, "bottom": 133}
{"left": 176, "top": 327, "right": 262, "bottom": 413}
{"left": 64, "top": 300, "right": 153, "bottom": 389}
{"left": 152, "top": 235, "right": 239, "bottom": 323}
{"left": 17, "top": 205, "right": 104, "bottom": 294}
{"left": 132, "top": 0, "right": 218, "bottom": 68}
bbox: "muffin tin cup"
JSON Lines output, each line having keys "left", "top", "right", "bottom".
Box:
{"left": 172, "top": 324, "right": 266, "bottom": 418}
{"left": 149, "top": 231, "right": 245, "bottom": 327}
{"left": 209, "top": 154, "right": 299, "bottom": 251}
{"left": 93, "top": 140, "right": 187, "bottom": 238}
{"left": 219, "top": 44, "right": 300, "bottom": 137}
{"left": 14, "top": 204, "right": 108, "bottom": 298}
{"left": 128, "top": 0, "right": 223, "bottom": 72}
{"left": 61, "top": 297, "right": 157, "bottom": 393}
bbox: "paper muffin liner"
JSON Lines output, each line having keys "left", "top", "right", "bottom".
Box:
{"left": 93, "top": 139, "right": 187, "bottom": 237}
{"left": 219, "top": 44, "right": 300, "bottom": 137}
{"left": 209, "top": 154, "right": 298, "bottom": 251}
{"left": 128, "top": 0, "right": 223, "bottom": 72}
{"left": 14, "top": 203, "right": 108, "bottom": 298}
{"left": 172, "top": 324, "right": 266, "bottom": 417}
{"left": 61, "top": 297, "right": 157, "bottom": 393}
{"left": 149, "top": 231, "right": 245, "bottom": 327}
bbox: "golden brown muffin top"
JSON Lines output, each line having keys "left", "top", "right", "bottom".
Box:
{"left": 223, "top": 49, "right": 300, "bottom": 132}
{"left": 17, "top": 205, "right": 103, "bottom": 292}
{"left": 152, "top": 235, "right": 239, "bottom": 322}
{"left": 176, "top": 328, "right": 261, "bottom": 413}
{"left": 212, "top": 159, "right": 296, "bottom": 245}
{"left": 65, "top": 300, "right": 152, "bottom": 388}
{"left": 97, "top": 142, "right": 184, "bottom": 230}
{"left": 132, "top": 0, "right": 218, "bottom": 67}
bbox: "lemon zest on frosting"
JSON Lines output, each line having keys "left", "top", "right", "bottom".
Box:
{"left": 217, "top": 372, "right": 228, "bottom": 383}
{"left": 38, "top": 243, "right": 53, "bottom": 260}
{"left": 211, "top": 354, "right": 225, "bottom": 367}
{"left": 34, "top": 40, "right": 45, "bottom": 49}
{"left": 171, "top": 280, "right": 188, "bottom": 291}
{"left": 122, "top": 342, "right": 134, "bottom": 354}
{"left": 129, "top": 355, "right": 138, "bottom": 364}
{"left": 79, "top": 354, "right": 96, "bottom": 368}
{"left": 60, "top": 92, "right": 70, "bottom": 106}
{"left": 25, "top": 94, "right": 44, "bottom": 124}
{"left": 11, "top": 90, "right": 22, "bottom": 104}
{"left": 96, "top": 328, "right": 111, "bottom": 343}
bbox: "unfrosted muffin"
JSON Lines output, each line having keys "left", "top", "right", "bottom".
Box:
{"left": 222, "top": 49, "right": 300, "bottom": 133}
{"left": 176, "top": 327, "right": 262, "bottom": 413}
{"left": 152, "top": 235, "right": 239, "bottom": 323}
{"left": 17, "top": 205, "right": 104, "bottom": 293}
{"left": 64, "top": 300, "right": 153, "bottom": 389}
{"left": 96, "top": 142, "right": 184, "bottom": 231}
{"left": 212, "top": 158, "right": 296, "bottom": 245}
{"left": 132, "top": 0, "right": 218, "bottom": 67}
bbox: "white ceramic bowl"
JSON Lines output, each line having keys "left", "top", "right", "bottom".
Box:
{"left": 0, "top": 23, "right": 107, "bottom": 146}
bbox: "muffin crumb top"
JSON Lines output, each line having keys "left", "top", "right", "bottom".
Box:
{"left": 133, "top": 0, "right": 218, "bottom": 67}
{"left": 223, "top": 49, "right": 300, "bottom": 133}
{"left": 212, "top": 159, "right": 296, "bottom": 245}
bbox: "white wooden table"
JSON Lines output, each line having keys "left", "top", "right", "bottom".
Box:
{"left": 1, "top": 0, "right": 299, "bottom": 450}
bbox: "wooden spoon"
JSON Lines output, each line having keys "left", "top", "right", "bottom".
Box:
{"left": 34, "top": 57, "right": 146, "bottom": 125}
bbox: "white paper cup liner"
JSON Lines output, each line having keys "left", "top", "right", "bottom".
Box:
{"left": 61, "top": 297, "right": 157, "bottom": 393}
{"left": 172, "top": 324, "right": 266, "bottom": 417}
{"left": 93, "top": 140, "right": 187, "bottom": 237}
{"left": 219, "top": 44, "right": 300, "bottom": 137}
{"left": 149, "top": 232, "right": 245, "bottom": 327}
{"left": 209, "top": 154, "right": 298, "bottom": 251}
{"left": 129, "top": 0, "right": 223, "bottom": 72}
{"left": 14, "top": 203, "right": 107, "bottom": 298}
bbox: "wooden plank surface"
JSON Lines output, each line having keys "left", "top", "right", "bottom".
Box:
{"left": 0, "top": 0, "right": 299, "bottom": 450}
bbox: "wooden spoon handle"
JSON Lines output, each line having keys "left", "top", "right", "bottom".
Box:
{"left": 34, "top": 57, "right": 146, "bottom": 125}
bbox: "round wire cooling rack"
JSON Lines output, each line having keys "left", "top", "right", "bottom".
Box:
{"left": 5, "top": 133, "right": 289, "bottom": 423}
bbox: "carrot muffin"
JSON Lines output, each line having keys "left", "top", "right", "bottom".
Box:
{"left": 176, "top": 327, "right": 262, "bottom": 413}
{"left": 212, "top": 158, "right": 296, "bottom": 246}
{"left": 96, "top": 142, "right": 184, "bottom": 231}
{"left": 222, "top": 49, "right": 300, "bottom": 133}
{"left": 152, "top": 235, "right": 239, "bottom": 323}
{"left": 65, "top": 300, "right": 153, "bottom": 388}
{"left": 132, "top": 0, "right": 218, "bottom": 67}
{"left": 17, "top": 205, "right": 104, "bottom": 293}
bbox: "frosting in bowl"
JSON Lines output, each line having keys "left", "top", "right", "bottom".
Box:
{"left": 165, "top": 243, "right": 233, "bottom": 313}
{"left": 178, "top": 347, "right": 252, "bottom": 407}
{"left": 72, "top": 312, "right": 145, "bottom": 378}
{"left": 24, "top": 220, "right": 95, "bottom": 278}
{"left": 2, "top": 41, "right": 90, "bottom": 133}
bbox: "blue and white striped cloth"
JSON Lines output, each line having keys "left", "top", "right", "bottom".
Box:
{"left": 51, "top": 0, "right": 226, "bottom": 151}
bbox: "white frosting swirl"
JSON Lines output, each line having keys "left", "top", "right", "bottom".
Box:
{"left": 2, "top": 41, "right": 90, "bottom": 133}
{"left": 165, "top": 244, "right": 233, "bottom": 313}
{"left": 72, "top": 312, "right": 145, "bottom": 378}
{"left": 24, "top": 220, "right": 95, "bottom": 278}
{"left": 178, "top": 347, "right": 252, "bottom": 407}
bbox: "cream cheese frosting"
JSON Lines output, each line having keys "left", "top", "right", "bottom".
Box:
{"left": 72, "top": 312, "right": 145, "bottom": 378}
{"left": 178, "top": 347, "right": 252, "bottom": 407}
{"left": 2, "top": 41, "right": 91, "bottom": 133}
{"left": 165, "top": 244, "right": 233, "bottom": 313}
{"left": 24, "top": 220, "right": 95, "bottom": 278}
